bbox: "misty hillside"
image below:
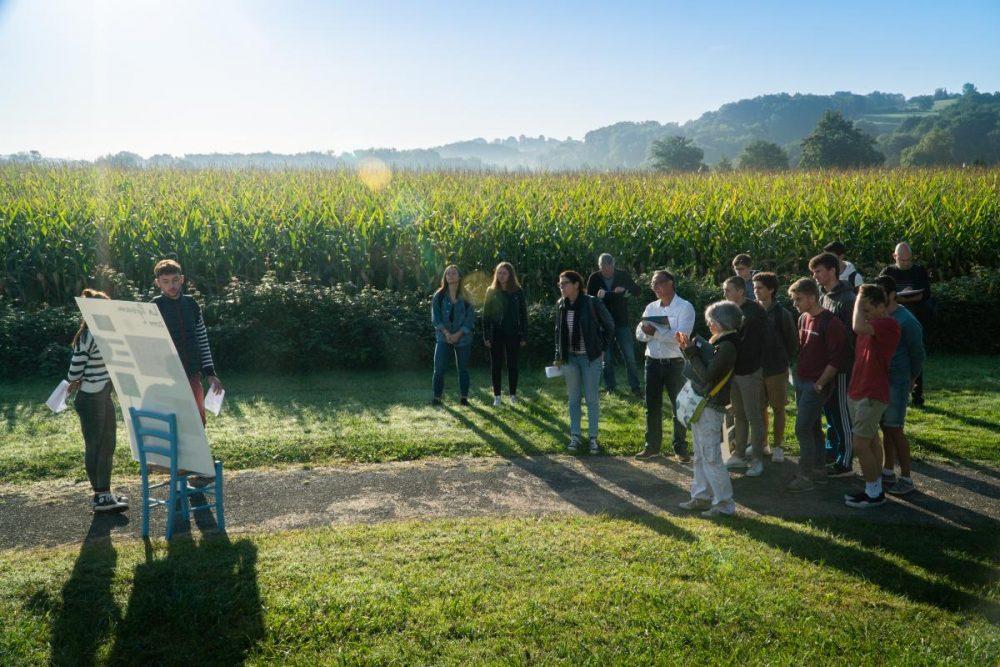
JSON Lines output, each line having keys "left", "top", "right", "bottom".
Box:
{"left": 6, "top": 85, "right": 999, "bottom": 170}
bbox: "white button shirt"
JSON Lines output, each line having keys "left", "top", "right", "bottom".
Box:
{"left": 635, "top": 294, "right": 696, "bottom": 359}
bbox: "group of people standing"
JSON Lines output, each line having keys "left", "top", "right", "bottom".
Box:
{"left": 429, "top": 242, "right": 932, "bottom": 518}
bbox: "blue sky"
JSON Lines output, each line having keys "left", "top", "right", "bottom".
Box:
{"left": 1, "top": 0, "right": 997, "bottom": 158}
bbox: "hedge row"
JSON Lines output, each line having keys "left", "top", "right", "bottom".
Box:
{"left": 2, "top": 271, "right": 997, "bottom": 380}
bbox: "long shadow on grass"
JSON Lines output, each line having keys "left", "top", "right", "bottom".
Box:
{"left": 911, "top": 433, "right": 1000, "bottom": 482}
{"left": 728, "top": 515, "right": 1000, "bottom": 623}
{"left": 49, "top": 512, "right": 129, "bottom": 666}
{"left": 920, "top": 403, "right": 1000, "bottom": 434}
{"left": 107, "top": 530, "right": 265, "bottom": 665}
{"left": 447, "top": 403, "right": 695, "bottom": 543}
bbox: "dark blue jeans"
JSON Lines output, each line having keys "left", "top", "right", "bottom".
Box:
{"left": 603, "top": 324, "right": 641, "bottom": 393}
{"left": 433, "top": 342, "right": 471, "bottom": 398}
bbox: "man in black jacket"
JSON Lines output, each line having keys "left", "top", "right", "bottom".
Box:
{"left": 587, "top": 253, "right": 642, "bottom": 396}
{"left": 152, "top": 259, "right": 223, "bottom": 426}
{"left": 723, "top": 276, "right": 767, "bottom": 477}
{"left": 880, "top": 242, "right": 932, "bottom": 407}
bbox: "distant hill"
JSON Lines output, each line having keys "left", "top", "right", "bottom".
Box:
{"left": 6, "top": 85, "right": 998, "bottom": 170}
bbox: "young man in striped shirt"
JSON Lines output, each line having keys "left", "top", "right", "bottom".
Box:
{"left": 152, "top": 260, "right": 223, "bottom": 425}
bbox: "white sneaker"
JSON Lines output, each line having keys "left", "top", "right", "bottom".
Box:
{"left": 567, "top": 436, "right": 581, "bottom": 453}
{"left": 589, "top": 437, "right": 600, "bottom": 454}
{"left": 746, "top": 459, "right": 764, "bottom": 477}
{"left": 725, "top": 455, "right": 748, "bottom": 469}
{"left": 493, "top": 395, "right": 502, "bottom": 407}
{"left": 772, "top": 446, "right": 785, "bottom": 463}
{"left": 701, "top": 504, "right": 735, "bottom": 517}
{"left": 678, "top": 498, "right": 712, "bottom": 511}
{"left": 509, "top": 395, "right": 520, "bottom": 404}
{"left": 746, "top": 445, "right": 772, "bottom": 458}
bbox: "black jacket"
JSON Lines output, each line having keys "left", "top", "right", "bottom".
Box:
{"left": 554, "top": 294, "right": 616, "bottom": 363}
{"left": 734, "top": 299, "right": 766, "bottom": 375}
{"left": 586, "top": 269, "right": 641, "bottom": 327}
{"left": 683, "top": 331, "right": 739, "bottom": 409}
{"left": 761, "top": 302, "right": 798, "bottom": 375}
{"left": 153, "top": 294, "right": 215, "bottom": 378}
{"left": 483, "top": 287, "right": 528, "bottom": 341}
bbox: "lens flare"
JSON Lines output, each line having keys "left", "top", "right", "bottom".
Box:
{"left": 357, "top": 157, "right": 391, "bottom": 192}
{"left": 462, "top": 270, "right": 490, "bottom": 307}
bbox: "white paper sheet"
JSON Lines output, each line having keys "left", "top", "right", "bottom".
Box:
{"left": 204, "top": 388, "right": 225, "bottom": 417}
{"left": 545, "top": 365, "right": 564, "bottom": 379}
{"left": 46, "top": 380, "right": 70, "bottom": 413}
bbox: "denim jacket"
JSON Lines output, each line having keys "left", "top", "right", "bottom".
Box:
{"left": 432, "top": 291, "right": 476, "bottom": 347}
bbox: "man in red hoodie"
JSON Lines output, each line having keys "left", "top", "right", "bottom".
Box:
{"left": 844, "top": 284, "right": 901, "bottom": 509}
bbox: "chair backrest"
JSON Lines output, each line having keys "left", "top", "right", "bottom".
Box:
{"left": 128, "top": 408, "right": 179, "bottom": 476}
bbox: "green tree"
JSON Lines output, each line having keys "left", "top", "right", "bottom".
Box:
{"left": 649, "top": 135, "right": 704, "bottom": 172}
{"left": 799, "top": 111, "right": 885, "bottom": 169}
{"left": 901, "top": 128, "right": 955, "bottom": 166}
{"left": 715, "top": 156, "right": 733, "bottom": 172}
{"left": 738, "top": 140, "right": 789, "bottom": 170}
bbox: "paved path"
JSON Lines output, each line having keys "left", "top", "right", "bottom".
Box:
{"left": 1, "top": 455, "right": 997, "bottom": 550}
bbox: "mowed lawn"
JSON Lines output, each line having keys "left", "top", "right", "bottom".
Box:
{"left": 1, "top": 355, "right": 998, "bottom": 484}
{"left": 1, "top": 515, "right": 997, "bottom": 665}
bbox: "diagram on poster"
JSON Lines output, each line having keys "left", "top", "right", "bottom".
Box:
{"left": 75, "top": 297, "right": 215, "bottom": 475}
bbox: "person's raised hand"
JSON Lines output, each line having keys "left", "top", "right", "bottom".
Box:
{"left": 596, "top": 288, "right": 607, "bottom": 299}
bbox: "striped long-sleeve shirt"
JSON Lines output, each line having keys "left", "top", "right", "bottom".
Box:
{"left": 66, "top": 329, "right": 111, "bottom": 392}
{"left": 194, "top": 313, "right": 215, "bottom": 375}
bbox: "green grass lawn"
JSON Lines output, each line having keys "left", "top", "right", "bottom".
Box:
{"left": 1, "top": 515, "right": 996, "bottom": 665}
{"left": 1, "top": 356, "right": 997, "bottom": 484}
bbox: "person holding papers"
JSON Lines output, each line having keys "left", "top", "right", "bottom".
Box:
{"left": 634, "top": 270, "right": 696, "bottom": 462}
{"left": 66, "top": 289, "right": 128, "bottom": 513}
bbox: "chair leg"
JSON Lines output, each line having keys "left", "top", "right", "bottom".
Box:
{"left": 141, "top": 473, "right": 150, "bottom": 539}
{"left": 215, "top": 460, "right": 225, "bottom": 533}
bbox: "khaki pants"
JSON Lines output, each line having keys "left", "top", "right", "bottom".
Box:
{"left": 730, "top": 369, "right": 765, "bottom": 461}
{"left": 762, "top": 372, "right": 789, "bottom": 448}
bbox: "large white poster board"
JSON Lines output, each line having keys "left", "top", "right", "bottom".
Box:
{"left": 75, "top": 298, "right": 215, "bottom": 476}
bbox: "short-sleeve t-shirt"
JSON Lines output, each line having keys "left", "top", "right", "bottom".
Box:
{"left": 848, "top": 317, "right": 902, "bottom": 403}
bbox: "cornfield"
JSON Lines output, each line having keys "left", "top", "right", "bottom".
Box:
{"left": 2, "top": 165, "right": 998, "bottom": 306}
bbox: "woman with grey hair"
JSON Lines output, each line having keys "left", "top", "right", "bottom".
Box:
{"left": 675, "top": 300, "right": 741, "bottom": 517}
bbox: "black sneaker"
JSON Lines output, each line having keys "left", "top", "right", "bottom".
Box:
{"left": 912, "top": 396, "right": 925, "bottom": 408}
{"left": 674, "top": 451, "right": 692, "bottom": 464}
{"left": 845, "top": 491, "right": 886, "bottom": 508}
{"left": 828, "top": 463, "right": 854, "bottom": 478}
{"left": 634, "top": 447, "right": 661, "bottom": 460}
{"left": 93, "top": 492, "right": 127, "bottom": 513}
{"left": 459, "top": 397, "right": 470, "bottom": 406}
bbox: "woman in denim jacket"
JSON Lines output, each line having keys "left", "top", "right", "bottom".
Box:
{"left": 431, "top": 265, "right": 477, "bottom": 405}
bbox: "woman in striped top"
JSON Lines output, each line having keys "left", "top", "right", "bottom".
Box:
{"left": 67, "top": 289, "right": 127, "bottom": 513}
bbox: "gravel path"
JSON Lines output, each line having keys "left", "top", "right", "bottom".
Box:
{"left": 1, "top": 455, "right": 997, "bottom": 549}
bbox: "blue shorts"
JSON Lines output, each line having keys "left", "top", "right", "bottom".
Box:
{"left": 880, "top": 378, "right": 910, "bottom": 428}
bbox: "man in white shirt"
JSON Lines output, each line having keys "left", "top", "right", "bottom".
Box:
{"left": 635, "top": 270, "right": 696, "bottom": 461}
{"left": 824, "top": 241, "right": 864, "bottom": 291}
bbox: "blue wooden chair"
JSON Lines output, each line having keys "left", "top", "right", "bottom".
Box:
{"left": 128, "top": 407, "right": 226, "bottom": 540}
